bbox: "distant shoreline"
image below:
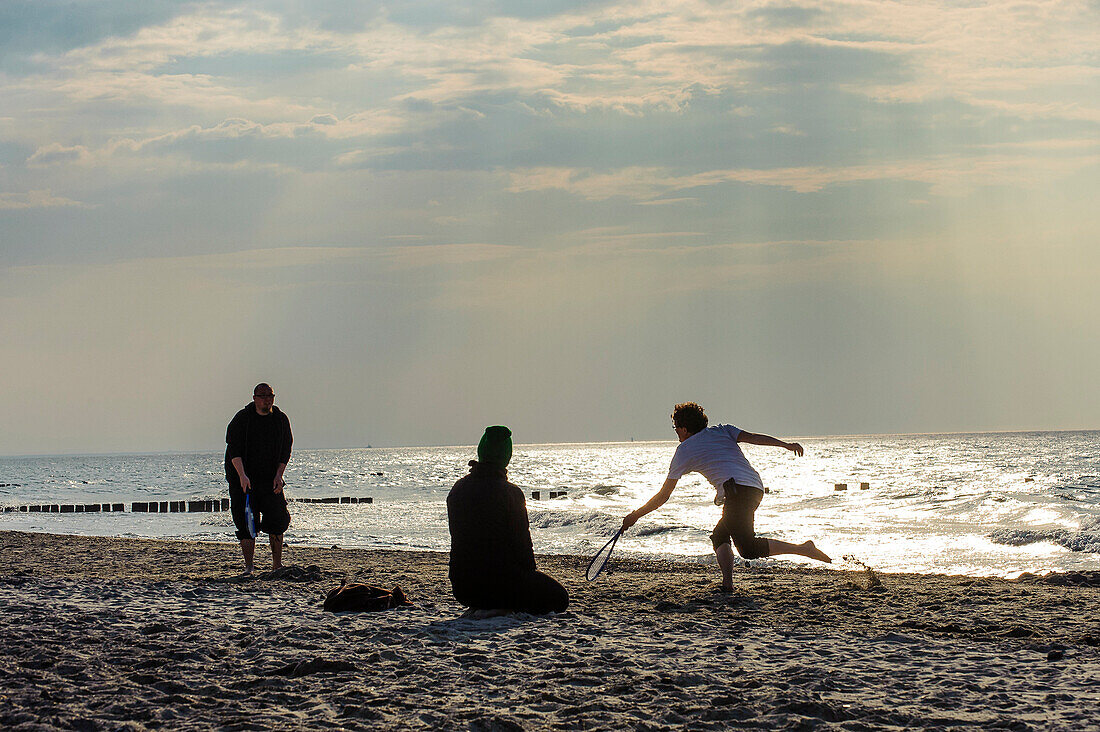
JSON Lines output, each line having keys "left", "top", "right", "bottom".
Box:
{"left": 3, "top": 427, "right": 1099, "bottom": 459}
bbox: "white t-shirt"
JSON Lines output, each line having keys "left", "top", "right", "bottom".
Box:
{"left": 666, "top": 424, "right": 764, "bottom": 504}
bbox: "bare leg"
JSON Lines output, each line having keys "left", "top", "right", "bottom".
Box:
{"left": 715, "top": 543, "right": 736, "bottom": 590}
{"left": 240, "top": 539, "right": 256, "bottom": 574}
{"left": 270, "top": 533, "right": 283, "bottom": 570}
{"left": 766, "top": 538, "right": 831, "bottom": 563}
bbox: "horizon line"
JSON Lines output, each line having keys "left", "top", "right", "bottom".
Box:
{"left": 2, "top": 427, "right": 1098, "bottom": 460}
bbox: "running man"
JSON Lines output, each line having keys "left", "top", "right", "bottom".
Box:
{"left": 622, "top": 402, "right": 830, "bottom": 591}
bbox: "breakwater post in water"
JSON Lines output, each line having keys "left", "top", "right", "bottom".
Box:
{"left": 529, "top": 491, "right": 567, "bottom": 500}
{"left": 132, "top": 498, "right": 231, "bottom": 512}
{"left": 10, "top": 496, "right": 371, "bottom": 513}
{"left": 22, "top": 501, "right": 107, "bottom": 512}
{"left": 530, "top": 488, "right": 567, "bottom": 499}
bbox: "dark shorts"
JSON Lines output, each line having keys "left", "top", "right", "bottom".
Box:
{"left": 710, "top": 479, "right": 769, "bottom": 559}
{"left": 226, "top": 467, "right": 291, "bottom": 541}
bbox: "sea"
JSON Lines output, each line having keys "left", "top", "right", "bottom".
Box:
{"left": 1, "top": 431, "right": 1098, "bottom": 579}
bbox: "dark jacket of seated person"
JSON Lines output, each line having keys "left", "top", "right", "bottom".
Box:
{"left": 447, "top": 426, "right": 568, "bottom": 614}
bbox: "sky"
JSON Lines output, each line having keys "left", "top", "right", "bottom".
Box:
{"left": 1, "top": 0, "right": 1098, "bottom": 454}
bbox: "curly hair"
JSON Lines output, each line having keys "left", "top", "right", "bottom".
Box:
{"left": 671, "top": 402, "right": 708, "bottom": 435}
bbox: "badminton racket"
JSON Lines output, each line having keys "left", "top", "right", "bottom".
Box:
{"left": 585, "top": 528, "right": 623, "bottom": 581}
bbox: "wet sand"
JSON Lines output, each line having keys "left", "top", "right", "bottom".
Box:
{"left": 0, "top": 530, "right": 1098, "bottom": 731}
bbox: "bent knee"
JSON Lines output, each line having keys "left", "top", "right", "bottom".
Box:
{"left": 542, "top": 591, "right": 569, "bottom": 614}
{"left": 551, "top": 586, "right": 569, "bottom": 613}
{"left": 733, "top": 536, "right": 769, "bottom": 560}
{"left": 261, "top": 511, "right": 291, "bottom": 536}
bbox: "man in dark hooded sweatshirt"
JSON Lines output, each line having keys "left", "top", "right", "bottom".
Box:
{"left": 447, "top": 426, "right": 568, "bottom": 615}
{"left": 225, "top": 383, "right": 293, "bottom": 575}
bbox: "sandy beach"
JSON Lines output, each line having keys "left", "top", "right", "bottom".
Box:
{"left": 0, "top": 531, "right": 1097, "bottom": 731}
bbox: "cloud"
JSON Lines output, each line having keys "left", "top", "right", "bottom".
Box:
{"left": 26, "top": 143, "right": 91, "bottom": 167}
{"left": 0, "top": 0, "right": 184, "bottom": 62}
{"left": 744, "top": 40, "right": 912, "bottom": 87}
{"left": 745, "top": 4, "right": 825, "bottom": 30}
{"left": 0, "top": 189, "right": 91, "bottom": 210}
{"left": 506, "top": 150, "right": 1100, "bottom": 199}
{"left": 0, "top": 6, "right": 1095, "bottom": 273}
{"left": 53, "top": 7, "right": 334, "bottom": 73}
{"left": 5, "top": 0, "right": 1094, "bottom": 119}
{"left": 3, "top": 0, "right": 1094, "bottom": 179}
{"left": 57, "top": 114, "right": 404, "bottom": 172}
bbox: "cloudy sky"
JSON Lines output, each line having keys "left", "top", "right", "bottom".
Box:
{"left": 1, "top": 0, "right": 1097, "bottom": 454}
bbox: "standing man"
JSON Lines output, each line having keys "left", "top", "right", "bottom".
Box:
{"left": 623, "top": 402, "right": 830, "bottom": 592}
{"left": 447, "top": 426, "right": 569, "bottom": 615}
{"left": 225, "top": 383, "right": 292, "bottom": 575}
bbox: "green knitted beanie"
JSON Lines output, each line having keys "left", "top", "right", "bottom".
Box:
{"left": 477, "top": 425, "right": 513, "bottom": 469}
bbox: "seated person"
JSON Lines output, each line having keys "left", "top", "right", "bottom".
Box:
{"left": 447, "top": 426, "right": 568, "bottom": 615}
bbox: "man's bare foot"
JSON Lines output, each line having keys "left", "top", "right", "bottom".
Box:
{"left": 272, "top": 563, "right": 283, "bottom": 571}
{"left": 802, "top": 541, "right": 832, "bottom": 563}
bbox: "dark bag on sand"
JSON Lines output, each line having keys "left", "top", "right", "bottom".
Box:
{"left": 323, "top": 581, "right": 413, "bottom": 612}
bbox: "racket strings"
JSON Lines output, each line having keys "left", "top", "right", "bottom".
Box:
{"left": 585, "top": 530, "right": 621, "bottom": 581}
{"left": 245, "top": 495, "right": 259, "bottom": 538}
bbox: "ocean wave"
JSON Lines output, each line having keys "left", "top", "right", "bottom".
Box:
{"left": 527, "top": 510, "right": 698, "bottom": 539}
{"left": 528, "top": 511, "right": 620, "bottom": 534}
{"left": 634, "top": 524, "right": 698, "bottom": 538}
{"left": 586, "top": 484, "right": 623, "bottom": 496}
{"left": 988, "top": 520, "right": 1100, "bottom": 554}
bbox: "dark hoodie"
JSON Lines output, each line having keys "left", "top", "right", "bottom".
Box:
{"left": 446, "top": 460, "right": 537, "bottom": 599}
{"left": 224, "top": 403, "right": 292, "bottom": 479}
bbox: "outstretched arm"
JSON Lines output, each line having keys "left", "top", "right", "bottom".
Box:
{"left": 737, "top": 431, "right": 803, "bottom": 457}
{"left": 622, "top": 478, "right": 678, "bottom": 531}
